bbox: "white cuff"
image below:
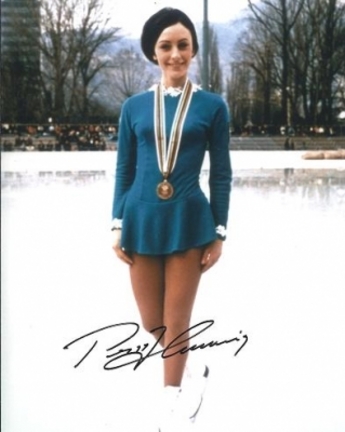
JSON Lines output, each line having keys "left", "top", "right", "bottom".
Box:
{"left": 216, "top": 225, "right": 227, "bottom": 238}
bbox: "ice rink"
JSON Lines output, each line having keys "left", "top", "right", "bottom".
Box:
{"left": 2, "top": 151, "right": 345, "bottom": 432}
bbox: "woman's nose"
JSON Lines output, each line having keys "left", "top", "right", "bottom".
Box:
{"left": 171, "top": 46, "right": 181, "bottom": 58}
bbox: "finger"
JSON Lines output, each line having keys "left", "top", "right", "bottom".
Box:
{"left": 201, "top": 251, "right": 213, "bottom": 272}
{"left": 201, "top": 259, "right": 213, "bottom": 273}
{"left": 201, "top": 251, "right": 221, "bottom": 273}
{"left": 118, "top": 251, "right": 133, "bottom": 265}
{"left": 201, "top": 250, "right": 211, "bottom": 266}
{"left": 113, "top": 245, "right": 133, "bottom": 265}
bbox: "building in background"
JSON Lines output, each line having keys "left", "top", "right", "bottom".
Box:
{"left": 1, "top": 0, "right": 41, "bottom": 123}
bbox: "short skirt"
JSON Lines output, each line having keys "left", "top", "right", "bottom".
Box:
{"left": 121, "top": 189, "right": 217, "bottom": 255}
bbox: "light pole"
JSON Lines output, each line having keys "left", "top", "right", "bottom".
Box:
{"left": 202, "top": 0, "right": 209, "bottom": 90}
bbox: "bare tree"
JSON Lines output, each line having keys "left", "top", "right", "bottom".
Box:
{"left": 288, "top": 0, "right": 316, "bottom": 124}
{"left": 102, "top": 45, "right": 156, "bottom": 114}
{"left": 37, "top": 0, "right": 80, "bottom": 120}
{"left": 226, "top": 61, "right": 253, "bottom": 132}
{"left": 67, "top": 0, "right": 122, "bottom": 121}
{"left": 248, "top": 0, "right": 305, "bottom": 124}
{"left": 317, "top": 0, "right": 345, "bottom": 126}
{"left": 3, "top": 0, "right": 122, "bottom": 122}
{"left": 288, "top": 0, "right": 345, "bottom": 127}
{"left": 224, "top": 0, "right": 345, "bottom": 132}
{"left": 235, "top": 20, "right": 277, "bottom": 125}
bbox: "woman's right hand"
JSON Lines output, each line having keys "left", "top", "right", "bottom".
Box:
{"left": 112, "top": 230, "right": 133, "bottom": 265}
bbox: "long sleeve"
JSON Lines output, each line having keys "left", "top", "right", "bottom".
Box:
{"left": 111, "top": 98, "right": 137, "bottom": 222}
{"left": 207, "top": 97, "right": 232, "bottom": 239}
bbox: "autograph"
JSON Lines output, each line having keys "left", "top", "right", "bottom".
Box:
{"left": 63, "top": 320, "right": 248, "bottom": 371}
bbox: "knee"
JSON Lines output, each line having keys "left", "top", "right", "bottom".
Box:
{"left": 141, "top": 316, "right": 164, "bottom": 334}
{"left": 163, "top": 314, "right": 191, "bottom": 336}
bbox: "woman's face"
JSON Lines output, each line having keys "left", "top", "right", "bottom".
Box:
{"left": 153, "top": 22, "right": 194, "bottom": 87}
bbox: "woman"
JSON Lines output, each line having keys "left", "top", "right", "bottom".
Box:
{"left": 111, "top": 7, "right": 232, "bottom": 431}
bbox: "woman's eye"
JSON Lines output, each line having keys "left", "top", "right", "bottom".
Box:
{"left": 159, "top": 44, "right": 171, "bottom": 50}
{"left": 178, "top": 43, "right": 189, "bottom": 49}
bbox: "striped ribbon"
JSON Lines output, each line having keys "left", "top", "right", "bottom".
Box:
{"left": 154, "top": 79, "right": 194, "bottom": 179}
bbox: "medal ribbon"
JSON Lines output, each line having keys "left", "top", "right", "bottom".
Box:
{"left": 154, "top": 79, "right": 193, "bottom": 179}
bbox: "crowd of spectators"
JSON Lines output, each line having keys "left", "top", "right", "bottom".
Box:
{"left": 1, "top": 124, "right": 118, "bottom": 151}
{"left": 1, "top": 122, "right": 344, "bottom": 152}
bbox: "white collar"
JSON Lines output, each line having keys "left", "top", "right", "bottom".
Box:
{"left": 149, "top": 82, "right": 201, "bottom": 97}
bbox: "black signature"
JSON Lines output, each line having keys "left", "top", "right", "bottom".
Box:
{"left": 63, "top": 320, "right": 248, "bottom": 371}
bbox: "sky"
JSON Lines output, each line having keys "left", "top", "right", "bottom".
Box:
{"left": 105, "top": 0, "right": 251, "bottom": 37}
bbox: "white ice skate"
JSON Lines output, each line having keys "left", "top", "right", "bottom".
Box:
{"left": 182, "top": 363, "right": 210, "bottom": 423}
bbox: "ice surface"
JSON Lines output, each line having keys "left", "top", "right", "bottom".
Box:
{"left": 1, "top": 152, "right": 345, "bottom": 432}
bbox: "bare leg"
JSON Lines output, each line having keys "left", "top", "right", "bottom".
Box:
{"left": 129, "top": 254, "right": 165, "bottom": 343}
{"left": 129, "top": 248, "right": 204, "bottom": 387}
{"left": 163, "top": 248, "right": 203, "bottom": 387}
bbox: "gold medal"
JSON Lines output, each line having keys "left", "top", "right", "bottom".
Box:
{"left": 154, "top": 79, "right": 194, "bottom": 200}
{"left": 156, "top": 179, "right": 174, "bottom": 199}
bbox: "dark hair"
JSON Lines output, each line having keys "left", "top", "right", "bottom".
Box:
{"left": 141, "top": 7, "right": 199, "bottom": 64}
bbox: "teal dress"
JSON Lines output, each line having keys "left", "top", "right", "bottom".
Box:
{"left": 111, "top": 84, "right": 232, "bottom": 255}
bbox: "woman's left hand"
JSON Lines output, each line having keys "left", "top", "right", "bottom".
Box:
{"left": 201, "top": 239, "right": 223, "bottom": 273}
